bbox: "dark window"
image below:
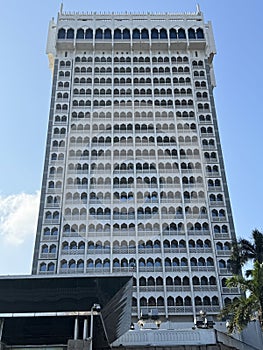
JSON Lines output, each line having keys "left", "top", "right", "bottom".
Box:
{"left": 85, "top": 28, "right": 93, "bottom": 39}
{"left": 196, "top": 28, "right": 204, "bottom": 39}
{"left": 95, "top": 28, "right": 103, "bottom": 39}
{"left": 170, "top": 28, "right": 177, "bottom": 39}
{"left": 76, "top": 28, "right": 84, "bottom": 39}
{"left": 133, "top": 28, "right": 140, "bottom": 39}
{"left": 123, "top": 28, "right": 130, "bottom": 39}
{"left": 178, "top": 28, "right": 186, "bottom": 39}
{"left": 188, "top": 28, "right": 196, "bottom": 39}
{"left": 160, "top": 28, "right": 167, "bottom": 39}
{"left": 114, "top": 29, "right": 122, "bottom": 39}
{"left": 58, "top": 28, "right": 66, "bottom": 39}
{"left": 104, "top": 28, "right": 112, "bottom": 39}
{"left": 141, "top": 28, "right": 149, "bottom": 39}
{"left": 67, "top": 28, "right": 74, "bottom": 39}
{"left": 151, "top": 28, "right": 158, "bottom": 39}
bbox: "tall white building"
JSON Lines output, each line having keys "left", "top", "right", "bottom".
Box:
{"left": 32, "top": 5, "right": 239, "bottom": 326}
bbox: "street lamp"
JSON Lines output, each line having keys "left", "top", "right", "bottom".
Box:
{"left": 88, "top": 303, "right": 101, "bottom": 350}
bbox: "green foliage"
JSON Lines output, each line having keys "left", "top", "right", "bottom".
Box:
{"left": 219, "top": 263, "right": 263, "bottom": 332}
{"left": 219, "top": 296, "right": 258, "bottom": 333}
{"left": 219, "top": 229, "right": 263, "bottom": 333}
{"left": 230, "top": 229, "right": 263, "bottom": 273}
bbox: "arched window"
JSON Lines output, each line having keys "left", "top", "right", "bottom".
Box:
{"left": 41, "top": 245, "right": 48, "bottom": 253}
{"left": 95, "top": 28, "right": 103, "bottom": 39}
{"left": 58, "top": 28, "right": 66, "bottom": 39}
{"left": 196, "top": 28, "right": 204, "bottom": 39}
{"left": 188, "top": 28, "right": 196, "bottom": 39}
{"left": 140, "top": 297, "right": 147, "bottom": 306}
{"left": 87, "top": 259, "right": 94, "bottom": 268}
{"left": 77, "top": 260, "right": 84, "bottom": 268}
{"left": 167, "top": 296, "right": 174, "bottom": 306}
{"left": 39, "top": 263, "right": 46, "bottom": 272}
{"left": 176, "top": 296, "right": 183, "bottom": 306}
{"left": 184, "top": 296, "right": 192, "bottom": 306}
{"left": 104, "top": 28, "right": 112, "bottom": 39}
{"left": 123, "top": 28, "right": 130, "bottom": 39}
{"left": 160, "top": 28, "right": 167, "bottom": 39}
{"left": 212, "top": 296, "right": 219, "bottom": 305}
{"left": 178, "top": 28, "right": 186, "bottom": 39}
{"left": 85, "top": 29, "right": 93, "bottom": 39}
{"left": 76, "top": 28, "right": 84, "bottom": 39}
{"left": 170, "top": 28, "right": 177, "bottom": 39}
{"left": 67, "top": 28, "right": 74, "bottom": 39}
{"left": 151, "top": 28, "right": 158, "bottom": 39}
{"left": 141, "top": 28, "right": 149, "bottom": 39}
{"left": 47, "top": 262, "right": 55, "bottom": 271}
{"left": 114, "top": 29, "right": 122, "bottom": 39}
{"left": 133, "top": 28, "right": 140, "bottom": 39}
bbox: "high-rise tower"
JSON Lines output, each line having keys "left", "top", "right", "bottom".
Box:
{"left": 32, "top": 6, "right": 239, "bottom": 325}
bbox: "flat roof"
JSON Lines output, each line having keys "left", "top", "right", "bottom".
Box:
{"left": 0, "top": 274, "right": 132, "bottom": 347}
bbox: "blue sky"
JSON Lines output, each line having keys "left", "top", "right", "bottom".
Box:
{"left": 0, "top": 0, "right": 262, "bottom": 275}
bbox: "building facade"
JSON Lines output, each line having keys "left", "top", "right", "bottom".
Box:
{"left": 32, "top": 6, "right": 239, "bottom": 325}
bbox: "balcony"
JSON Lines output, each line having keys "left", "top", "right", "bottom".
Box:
{"left": 38, "top": 270, "right": 55, "bottom": 275}
{"left": 39, "top": 253, "right": 57, "bottom": 259}
{"left": 139, "top": 266, "right": 163, "bottom": 273}
{"left": 138, "top": 247, "right": 162, "bottom": 254}
{"left": 163, "top": 248, "right": 187, "bottom": 254}
{"left": 189, "top": 247, "right": 213, "bottom": 254}
{"left": 163, "top": 230, "right": 185, "bottom": 236}
{"left": 219, "top": 268, "right": 232, "bottom": 275}
{"left": 209, "top": 200, "right": 224, "bottom": 207}
{"left": 137, "top": 229, "right": 160, "bottom": 236}
{"left": 211, "top": 217, "right": 227, "bottom": 222}
{"left": 41, "top": 235, "right": 59, "bottom": 241}
{"left": 59, "top": 267, "right": 85, "bottom": 274}
{"left": 188, "top": 230, "right": 210, "bottom": 236}
{"left": 112, "top": 266, "right": 136, "bottom": 273}
{"left": 87, "top": 248, "right": 111, "bottom": 255}
{"left": 137, "top": 285, "right": 164, "bottom": 292}
{"left": 86, "top": 267, "right": 111, "bottom": 274}
{"left": 222, "top": 287, "right": 240, "bottom": 294}
{"left": 214, "top": 233, "right": 230, "bottom": 239}
{"left": 61, "top": 248, "right": 85, "bottom": 255}
{"left": 166, "top": 285, "right": 191, "bottom": 292}
{"left": 62, "top": 231, "right": 84, "bottom": 238}
{"left": 216, "top": 250, "right": 232, "bottom": 256}
{"left": 195, "top": 306, "right": 220, "bottom": 313}
{"left": 45, "top": 202, "right": 61, "bottom": 208}
{"left": 113, "top": 230, "right": 136, "bottom": 236}
{"left": 191, "top": 266, "right": 215, "bottom": 272}
{"left": 43, "top": 218, "right": 60, "bottom": 225}
{"left": 113, "top": 214, "right": 135, "bottom": 220}
{"left": 193, "top": 286, "right": 218, "bottom": 292}
{"left": 112, "top": 247, "right": 136, "bottom": 254}
{"left": 165, "top": 266, "right": 189, "bottom": 272}
{"left": 167, "top": 306, "right": 193, "bottom": 314}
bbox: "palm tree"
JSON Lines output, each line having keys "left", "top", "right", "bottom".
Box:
{"left": 229, "top": 229, "right": 263, "bottom": 275}
{"left": 238, "top": 229, "right": 263, "bottom": 264}
{"left": 228, "top": 240, "right": 245, "bottom": 275}
{"left": 219, "top": 261, "right": 263, "bottom": 333}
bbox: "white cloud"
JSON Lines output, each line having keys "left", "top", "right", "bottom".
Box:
{"left": 0, "top": 192, "right": 40, "bottom": 246}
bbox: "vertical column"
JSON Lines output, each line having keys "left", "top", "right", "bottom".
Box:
{"left": 83, "top": 318, "right": 88, "bottom": 339}
{"left": 74, "top": 317, "right": 79, "bottom": 340}
{"left": 89, "top": 310, "right": 94, "bottom": 350}
{"left": 0, "top": 318, "right": 4, "bottom": 342}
